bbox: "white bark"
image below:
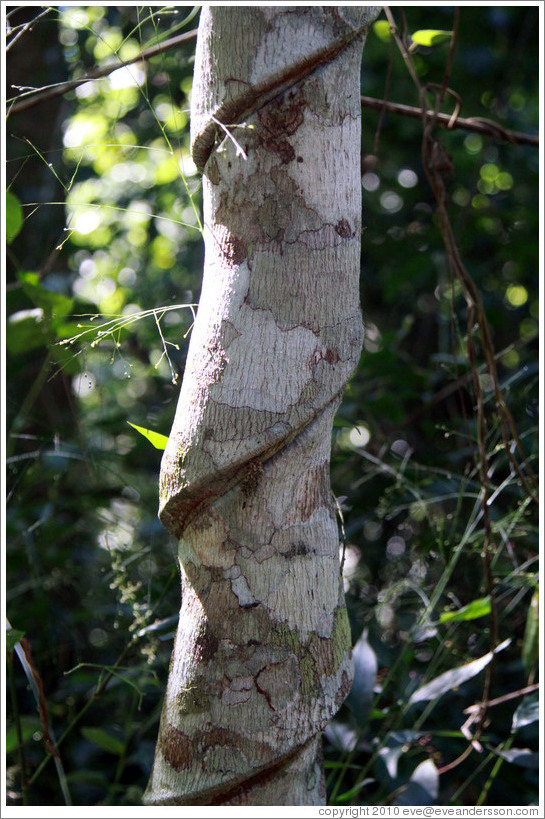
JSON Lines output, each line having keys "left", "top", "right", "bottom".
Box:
{"left": 144, "top": 6, "right": 379, "bottom": 806}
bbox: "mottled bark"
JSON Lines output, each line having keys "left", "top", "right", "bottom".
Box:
{"left": 144, "top": 6, "right": 379, "bottom": 806}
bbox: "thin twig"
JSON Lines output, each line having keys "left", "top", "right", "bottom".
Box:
{"left": 463, "top": 682, "right": 540, "bottom": 714}
{"left": 7, "top": 28, "right": 198, "bottom": 115}
{"left": 383, "top": 4, "right": 538, "bottom": 779}
{"left": 360, "top": 95, "right": 538, "bottom": 147}
{"left": 27, "top": 566, "right": 178, "bottom": 787}
{"left": 7, "top": 652, "right": 28, "bottom": 804}
{"left": 373, "top": 23, "right": 394, "bottom": 154}
{"left": 5, "top": 6, "right": 54, "bottom": 52}
{"left": 439, "top": 7, "right": 460, "bottom": 105}
{"left": 7, "top": 18, "right": 537, "bottom": 150}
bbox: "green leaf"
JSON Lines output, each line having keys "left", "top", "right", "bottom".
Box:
{"left": 17, "top": 271, "right": 74, "bottom": 319}
{"left": 438, "top": 596, "right": 491, "bottom": 624}
{"left": 373, "top": 20, "right": 391, "bottom": 42}
{"left": 394, "top": 759, "right": 439, "bottom": 807}
{"left": 81, "top": 726, "right": 124, "bottom": 756}
{"left": 7, "top": 308, "right": 48, "bottom": 354}
{"left": 521, "top": 590, "right": 538, "bottom": 673}
{"left": 346, "top": 628, "right": 377, "bottom": 726}
{"left": 332, "top": 778, "right": 375, "bottom": 804}
{"left": 411, "top": 29, "right": 452, "bottom": 47}
{"left": 409, "top": 639, "right": 510, "bottom": 705}
{"left": 127, "top": 422, "right": 169, "bottom": 450}
{"left": 6, "top": 190, "right": 23, "bottom": 243}
{"left": 6, "top": 628, "right": 26, "bottom": 653}
{"left": 5, "top": 716, "right": 41, "bottom": 754}
{"left": 490, "top": 747, "right": 539, "bottom": 769}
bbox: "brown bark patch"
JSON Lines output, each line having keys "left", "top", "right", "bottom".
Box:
{"left": 258, "top": 87, "right": 305, "bottom": 164}
{"left": 240, "top": 458, "right": 264, "bottom": 497}
{"left": 214, "top": 224, "right": 247, "bottom": 265}
{"left": 334, "top": 218, "right": 353, "bottom": 238}
{"left": 324, "top": 347, "right": 340, "bottom": 365}
{"left": 279, "top": 540, "right": 311, "bottom": 558}
{"left": 206, "top": 155, "right": 221, "bottom": 185}
{"left": 195, "top": 622, "right": 220, "bottom": 663}
{"left": 160, "top": 724, "right": 192, "bottom": 771}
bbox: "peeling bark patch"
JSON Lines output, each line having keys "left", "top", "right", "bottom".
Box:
{"left": 334, "top": 218, "right": 353, "bottom": 238}
{"left": 161, "top": 724, "right": 192, "bottom": 771}
{"left": 258, "top": 88, "right": 305, "bottom": 164}
{"left": 230, "top": 573, "right": 257, "bottom": 608}
{"left": 214, "top": 224, "right": 247, "bottom": 266}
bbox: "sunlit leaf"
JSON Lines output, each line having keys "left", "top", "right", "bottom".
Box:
{"left": 324, "top": 721, "right": 359, "bottom": 753}
{"left": 521, "top": 590, "right": 538, "bottom": 673}
{"left": 377, "top": 731, "right": 426, "bottom": 780}
{"left": 409, "top": 639, "right": 510, "bottom": 705}
{"left": 6, "top": 190, "right": 23, "bottom": 243}
{"left": 394, "top": 759, "right": 439, "bottom": 806}
{"left": 7, "top": 308, "right": 47, "bottom": 353}
{"left": 490, "top": 747, "right": 539, "bottom": 769}
{"left": 512, "top": 693, "right": 539, "bottom": 732}
{"left": 411, "top": 29, "right": 452, "bottom": 47}
{"left": 127, "top": 422, "right": 169, "bottom": 450}
{"left": 438, "top": 596, "right": 491, "bottom": 624}
{"left": 378, "top": 744, "right": 405, "bottom": 780}
{"left": 346, "top": 628, "right": 377, "bottom": 725}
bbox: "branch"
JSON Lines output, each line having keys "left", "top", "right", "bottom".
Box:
{"left": 8, "top": 26, "right": 538, "bottom": 153}
{"left": 361, "top": 95, "right": 538, "bottom": 147}
{"left": 7, "top": 28, "right": 198, "bottom": 116}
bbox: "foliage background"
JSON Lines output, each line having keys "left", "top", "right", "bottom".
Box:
{"left": 4, "top": 4, "right": 540, "bottom": 808}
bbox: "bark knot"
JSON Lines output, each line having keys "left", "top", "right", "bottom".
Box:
{"left": 240, "top": 458, "right": 264, "bottom": 497}
{"left": 334, "top": 218, "right": 353, "bottom": 238}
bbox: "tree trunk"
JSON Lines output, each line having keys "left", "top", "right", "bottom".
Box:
{"left": 144, "top": 6, "right": 379, "bottom": 806}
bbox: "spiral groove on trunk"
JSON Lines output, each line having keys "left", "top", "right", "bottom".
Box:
{"left": 144, "top": 6, "right": 379, "bottom": 806}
